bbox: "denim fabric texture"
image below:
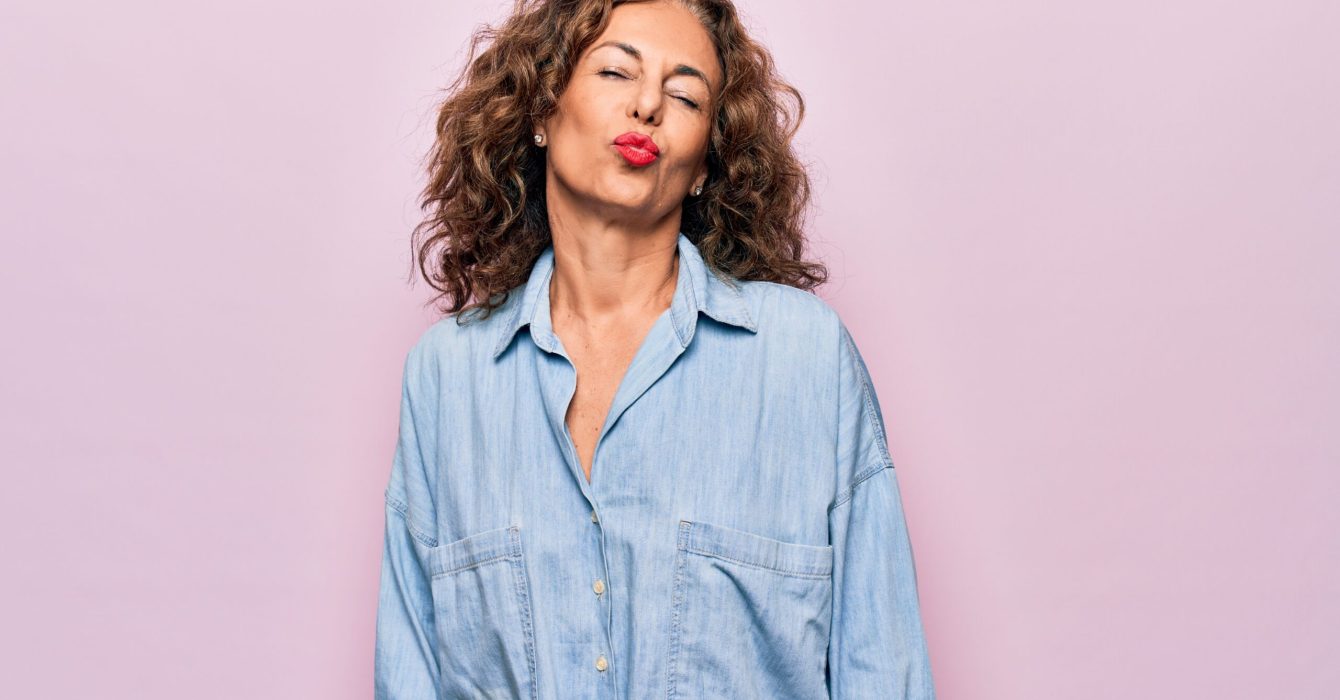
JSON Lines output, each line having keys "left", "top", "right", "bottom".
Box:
{"left": 375, "top": 232, "right": 935, "bottom": 699}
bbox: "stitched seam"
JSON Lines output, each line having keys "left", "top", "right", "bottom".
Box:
{"left": 674, "top": 259, "right": 698, "bottom": 348}
{"left": 707, "top": 268, "right": 758, "bottom": 330}
{"left": 841, "top": 326, "right": 893, "bottom": 469}
{"left": 430, "top": 553, "right": 511, "bottom": 579}
{"left": 491, "top": 288, "right": 524, "bottom": 359}
{"left": 508, "top": 528, "right": 540, "bottom": 700}
{"left": 827, "top": 462, "right": 892, "bottom": 513}
{"left": 665, "top": 525, "right": 690, "bottom": 700}
{"left": 385, "top": 492, "right": 438, "bottom": 548}
{"left": 684, "top": 546, "right": 832, "bottom": 579}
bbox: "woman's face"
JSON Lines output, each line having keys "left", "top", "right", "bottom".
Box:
{"left": 538, "top": 1, "right": 721, "bottom": 227}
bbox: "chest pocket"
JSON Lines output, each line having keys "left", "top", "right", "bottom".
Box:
{"left": 427, "top": 525, "right": 539, "bottom": 700}
{"left": 666, "top": 519, "right": 834, "bottom": 700}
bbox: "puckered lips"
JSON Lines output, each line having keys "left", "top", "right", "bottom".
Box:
{"left": 613, "top": 131, "right": 659, "bottom": 167}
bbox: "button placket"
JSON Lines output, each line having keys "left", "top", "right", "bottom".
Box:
{"left": 585, "top": 507, "right": 612, "bottom": 678}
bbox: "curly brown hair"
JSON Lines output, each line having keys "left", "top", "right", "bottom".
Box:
{"left": 409, "top": 0, "right": 828, "bottom": 323}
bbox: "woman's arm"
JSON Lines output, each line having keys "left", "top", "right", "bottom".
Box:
{"left": 827, "top": 463, "right": 935, "bottom": 697}
{"left": 374, "top": 334, "right": 443, "bottom": 699}
{"left": 375, "top": 496, "right": 440, "bottom": 699}
{"left": 827, "top": 322, "right": 936, "bottom": 698}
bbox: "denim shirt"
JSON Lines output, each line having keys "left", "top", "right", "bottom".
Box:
{"left": 375, "top": 232, "right": 935, "bottom": 699}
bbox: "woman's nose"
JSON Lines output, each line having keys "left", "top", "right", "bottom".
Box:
{"left": 631, "top": 82, "right": 663, "bottom": 124}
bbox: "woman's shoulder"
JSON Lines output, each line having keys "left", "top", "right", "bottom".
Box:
{"left": 399, "top": 289, "right": 527, "bottom": 382}
{"left": 404, "top": 313, "right": 475, "bottom": 364}
{"left": 735, "top": 278, "right": 845, "bottom": 340}
{"left": 731, "top": 279, "right": 880, "bottom": 391}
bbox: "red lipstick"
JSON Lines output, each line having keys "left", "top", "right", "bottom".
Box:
{"left": 613, "top": 131, "right": 659, "bottom": 166}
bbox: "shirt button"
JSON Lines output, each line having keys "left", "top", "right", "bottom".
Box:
{"left": 595, "top": 654, "right": 608, "bottom": 672}
{"left": 593, "top": 578, "right": 605, "bottom": 595}
{"left": 591, "top": 510, "right": 598, "bottom": 523}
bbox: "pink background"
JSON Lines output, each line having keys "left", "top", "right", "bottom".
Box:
{"left": 2, "top": 1, "right": 1336, "bottom": 697}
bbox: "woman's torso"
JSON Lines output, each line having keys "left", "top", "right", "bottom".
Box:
{"left": 389, "top": 233, "right": 859, "bottom": 699}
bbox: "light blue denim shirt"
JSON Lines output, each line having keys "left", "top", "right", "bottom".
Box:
{"left": 375, "top": 232, "right": 935, "bottom": 699}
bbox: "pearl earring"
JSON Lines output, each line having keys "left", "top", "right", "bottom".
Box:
{"left": 693, "top": 184, "right": 703, "bottom": 196}
{"left": 533, "top": 133, "right": 544, "bottom": 145}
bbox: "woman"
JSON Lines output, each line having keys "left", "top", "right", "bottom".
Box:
{"left": 375, "top": 1, "right": 936, "bottom": 698}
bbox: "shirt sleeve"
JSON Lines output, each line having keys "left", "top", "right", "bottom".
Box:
{"left": 827, "top": 321, "right": 936, "bottom": 698}
{"left": 374, "top": 333, "right": 443, "bottom": 699}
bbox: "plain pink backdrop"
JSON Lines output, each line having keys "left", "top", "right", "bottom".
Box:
{"left": 2, "top": 1, "right": 1336, "bottom": 697}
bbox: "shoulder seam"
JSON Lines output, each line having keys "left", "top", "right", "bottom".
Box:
{"left": 828, "top": 462, "right": 893, "bottom": 513}
{"left": 840, "top": 323, "right": 893, "bottom": 472}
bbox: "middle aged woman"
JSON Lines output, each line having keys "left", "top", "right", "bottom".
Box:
{"left": 375, "top": 1, "right": 937, "bottom": 698}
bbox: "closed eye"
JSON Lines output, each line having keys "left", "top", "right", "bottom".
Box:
{"left": 599, "top": 70, "right": 700, "bottom": 110}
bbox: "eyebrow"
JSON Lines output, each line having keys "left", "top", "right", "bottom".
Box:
{"left": 590, "top": 40, "right": 713, "bottom": 93}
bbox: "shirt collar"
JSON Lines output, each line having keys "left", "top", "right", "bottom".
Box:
{"left": 490, "top": 231, "right": 758, "bottom": 360}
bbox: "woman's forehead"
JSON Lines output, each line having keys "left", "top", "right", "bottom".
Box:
{"left": 592, "top": 5, "right": 717, "bottom": 61}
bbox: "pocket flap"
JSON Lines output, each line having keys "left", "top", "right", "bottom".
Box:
{"left": 678, "top": 520, "right": 832, "bottom": 578}
{"left": 428, "top": 525, "right": 520, "bottom": 577}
